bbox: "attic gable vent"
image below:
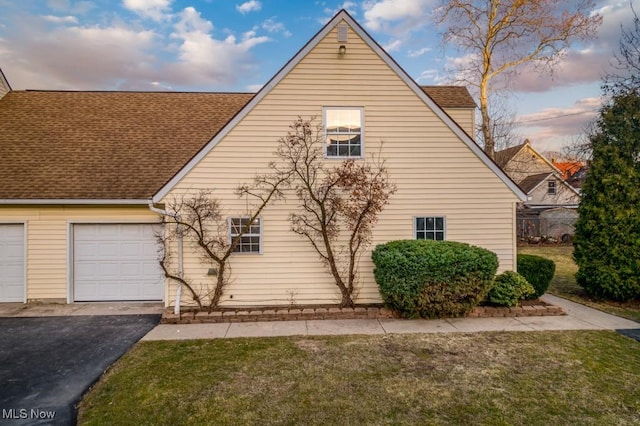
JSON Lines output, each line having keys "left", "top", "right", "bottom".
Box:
{"left": 337, "top": 23, "right": 348, "bottom": 42}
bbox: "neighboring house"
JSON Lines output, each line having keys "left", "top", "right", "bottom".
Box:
{"left": 496, "top": 140, "right": 580, "bottom": 209}
{"left": 0, "top": 10, "right": 525, "bottom": 307}
{"left": 0, "top": 68, "right": 11, "bottom": 99}
{"left": 495, "top": 140, "right": 581, "bottom": 241}
{"left": 553, "top": 160, "right": 588, "bottom": 191}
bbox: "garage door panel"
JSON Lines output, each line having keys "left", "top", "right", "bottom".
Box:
{"left": 73, "top": 224, "right": 163, "bottom": 302}
{"left": 121, "top": 242, "right": 144, "bottom": 257}
{"left": 0, "top": 224, "right": 25, "bottom": 303}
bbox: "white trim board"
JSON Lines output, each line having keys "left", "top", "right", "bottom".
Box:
{"left": 0, "top": 199, "right": 151, "bottom": 205}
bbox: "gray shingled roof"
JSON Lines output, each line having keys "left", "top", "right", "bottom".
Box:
{"left": 518, "top": 172, "right": 553, "bottom": 193}
{"left": 494, "top": 142, "right": 527, "bottom": 168}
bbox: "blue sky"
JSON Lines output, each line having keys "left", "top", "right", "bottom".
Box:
{"left": 0, "top": 0, "right": 638, "bottom": 153}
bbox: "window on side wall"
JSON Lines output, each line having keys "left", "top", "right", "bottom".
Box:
{"left": 229, "top": 217, "right": 262, "bottom": 254}
{"left": 547, "top": 181, "right": 556, "bottom": 195}
{"left": 323, "top": 107, "right": 364, "bottom": 158}
{"left": 415, "top": 216, "right": 446, "bottom": 241}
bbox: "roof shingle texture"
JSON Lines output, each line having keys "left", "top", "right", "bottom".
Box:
{"left": 421, "top": 86, "right": 477, "bottom": 109}
{"left": 0, "top": 91, "right": 253, "bottom": 199}
{"left": 518, "top": 172, "right": 553, "bottom": 193}
{"left": 494, "top": 142, "right": 526, "bottom": 168}
{"left": 0, "top": 86, "right": 475, "bottom": 200}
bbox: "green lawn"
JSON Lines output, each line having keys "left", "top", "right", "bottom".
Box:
{"left": 79, "top": 331, "right": 640, "bottom": 425}
{"left": 519, "top": 245, "right": 640, "bottom": 322}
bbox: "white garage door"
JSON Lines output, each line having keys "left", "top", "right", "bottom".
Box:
{"left": 0, "top": 224, "right": 25, "bottom": 303}
{"left": 73, "top": 224, "right": 163, "bottom": 302}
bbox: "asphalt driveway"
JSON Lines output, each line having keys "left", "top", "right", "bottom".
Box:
{"left": 0, "top": 315, "right": 160, "bottom": 425}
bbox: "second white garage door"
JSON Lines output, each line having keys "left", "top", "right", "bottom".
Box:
{"left": 73, "top": 224, "right": 163, "bottom": 302}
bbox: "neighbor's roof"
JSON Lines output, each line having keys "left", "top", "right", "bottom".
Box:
{"left": 552, "top": 160, "right": 584, "bottom": 180}
{"left": 421, "top": 86, "right": 476, "bottom": 109}
{"left": 494, "top": 142, "right": 527, "bottom": 168}
{"left": 0, "top": 86, "right": 478, "bottom": 201}
{"left": 518, "top": 172, "right": 554, "bottom": 193}
{"left": 0, "top": 91, "right": 253, "bottom": 200}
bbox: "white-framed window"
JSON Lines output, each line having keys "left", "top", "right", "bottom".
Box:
{"left": 323, "top": 107, "right": 364, "bottom": 158}
{"left": 547, "top": 181, "right": 556, "bottom": 195}
{"left": 229, "top": 217, "right": 262, "bottom": 254}
{"left": 414, "top": 216, "right": 446, "bottom": 241}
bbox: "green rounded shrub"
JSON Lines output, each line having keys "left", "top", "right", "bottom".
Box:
{"left": 517, "top": 254, "right": 556, "bottom": 299}
{"left": 371, "top": 239, "right": 499, "bottom": 318}
{"left": 488, "top": 271, "right": 535, "bottom": 307}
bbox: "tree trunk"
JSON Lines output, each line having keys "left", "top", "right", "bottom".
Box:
{"left": 340, "top": 290, "right": 355, "bottom": 308}
{"left": 479, "top": 77, "right": 495, "bottom": 159}
{"left": 210, "top": 262, "right": 225, "bottom": 310}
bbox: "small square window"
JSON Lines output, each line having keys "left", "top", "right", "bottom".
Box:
{"left": 229, "top": 217, "right": 262, "bottom": 254}
{"left": 548, "top": 181, "right": 556, "bottom": 195}
{"left": 324, "top": 108, "right": 363, "bottom": 158}
{"left": 415, "top": 216, "right": 445, "bottom": 241}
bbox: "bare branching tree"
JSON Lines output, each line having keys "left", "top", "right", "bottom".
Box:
{"left": 605, "top": 3, "right": 640, "bottom": 96}
{"left": 485, "top": 95, "right": 520, "bottom": 151}
{"left": 158, "top": 172, "right": 289, "bottom": 310}
{"left": 158, "top": 117, "right": 394, "bottom": 310}
{"left": 271, "top": 117, "right": 396, "bottom": 307}
{"left": 435, "top": 0, "right": 602, "bottom": 158}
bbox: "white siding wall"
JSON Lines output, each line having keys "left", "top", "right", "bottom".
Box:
{"left": 164, "top": 22, "right": 519, "bottom": 307}
{"left": 529, "top": 178, "right": 580, "bottom": 205}
{"left": 0, "top": 206, "right": 159, "bottom": 301}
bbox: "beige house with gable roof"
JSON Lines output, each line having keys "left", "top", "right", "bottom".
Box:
{"left": 0, "top": 10, "right": 526, "bottom": 307}
{"left": 495, "top": 140, "right": 581, "bottom": 241}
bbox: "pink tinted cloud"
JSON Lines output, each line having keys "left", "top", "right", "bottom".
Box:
{"left": 515, "top": 97, "right": 601, "bottom": 150}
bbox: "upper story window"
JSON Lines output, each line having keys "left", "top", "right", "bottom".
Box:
{"left": 229, "top": 217, "right": 262, "bottom": 254}
{"left": 323, "top": 107, "right": 364, "bottom": 158}
{"left": 547, "top": 181, "right": 556, "bottom": 195}
{"left": 415, "top": 216, "right": 445, "bottom": 241}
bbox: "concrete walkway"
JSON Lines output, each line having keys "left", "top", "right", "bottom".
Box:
{"left": 142, "top": 294, "right": 640, "bottom": 341}
{"left": 0, "top": 302, "right": 164, "bottom": 317}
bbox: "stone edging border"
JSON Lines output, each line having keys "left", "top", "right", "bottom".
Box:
{"left": 161, "top": 303, "right": 565, "bottom": 324}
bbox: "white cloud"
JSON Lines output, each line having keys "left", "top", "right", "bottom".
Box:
{"left": 319, "top": 1, "right": 359, "bottom": 24}
{"left": 383, "top": 39, "right": 402, "bottom": 52}
{"left": 415, "top": 68, "right": 439, "bottom": 83}
{"left": 236, "top": 0, "right": 261, "bottom": 14}
{"left": 408, "top": 47, "right": 431, "bottom": 58}
{"left": 0, "top": 4, "right": 272, "bottom": 90}
{"left": 173, "top": 7, "right": 213, "bottom": 34}
{"left": 261, "top": 18, "right": 292, "bottom": 37}
{"left": 123, "top": 0, "right": 172, "bottom": 21}
{"left": 509, "top": 48, "right": 610, "bottom": 93}
{"left": 42, "top": 15, "right": 79, "bottom": 24}
{"left": 363, "top": 0, "right": 434, "bottom": 32}
{"left": 514, "top": 98, "right": 602, "bottom": 151}
{"left": 168, "top": 6, "right": 270, "bottom": 86}
{"left": 0, "top": 21, "right": 158, "bottom": 90}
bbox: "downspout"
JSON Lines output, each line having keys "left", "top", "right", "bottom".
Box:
{"left": 148, "top": 201, "right": 183, "bottom": 315}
